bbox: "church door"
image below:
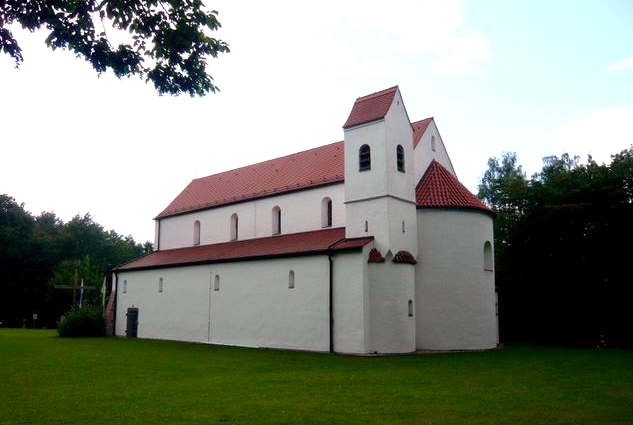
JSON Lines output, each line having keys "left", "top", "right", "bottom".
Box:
{"left": 126, "top": 307, "right": 139, "bottom": 338}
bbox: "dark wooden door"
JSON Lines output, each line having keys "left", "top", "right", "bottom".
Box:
{"left": 126, "top": 307, "right": 139, "bottom": 338}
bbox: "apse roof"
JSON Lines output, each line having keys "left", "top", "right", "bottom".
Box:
{"left": 415, "top": 160, "right": 493, "bottom": 214}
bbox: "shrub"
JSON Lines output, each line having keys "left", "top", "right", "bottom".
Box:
{"left": 57, "top": 307, "right": 105, "bottom": 337}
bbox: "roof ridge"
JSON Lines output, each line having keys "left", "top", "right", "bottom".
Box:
{"left": 355, "top": 86, "right": 398, "bottom": 103}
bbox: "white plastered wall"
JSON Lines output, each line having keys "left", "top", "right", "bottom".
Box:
{"left": 368, "top": 258, "right": 416, "bottom": 353}
{"left": 413, "top": 120, "right": 456, "bottom": 183}
{"left": 415, "top": 208, "right": 497, "bottom": 350}
{"left": 116, "top": 255, "right": 332, "bottom": 351}
{"left": 331, "top": 248, "right": 370, "bottom": 354}
{"left": 158, "top": 183, "right": 345, "bottom": 250}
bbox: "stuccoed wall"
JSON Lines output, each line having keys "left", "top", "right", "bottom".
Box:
{"left": 116, "top": 255, "right": 331, "bottom": 351}
{"left": 332, "top": 249, "right": 369, "bottom": 354}
{"left": 157, "top": 183, "right": 345, "bottom": 250}
{"left": 368, "top": 259, "right": 416, "bottom": 353}
{"left": 415, "top": 208, "right": 497, "bottom": 350}
{"left": 413, "top": 120, "right": 456, "bottom": 183}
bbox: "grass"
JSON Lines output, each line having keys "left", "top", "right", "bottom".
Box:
{"left": 1, "top": 330, "right": 632, "bottom": 425}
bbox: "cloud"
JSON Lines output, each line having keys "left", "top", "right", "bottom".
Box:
{"left": 543, "top": 108, "right": 633, "bottom": 164}
{"left": 326, "top": 0, "right": 490, "bottom": 75}
{"left": 606, "top": 56, "right": 633, "bottom": 71}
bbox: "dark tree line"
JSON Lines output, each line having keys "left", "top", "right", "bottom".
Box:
{"left": 0, "top": 194, "right": 152, "bottom": 328}
{"left": 478, "top": 147, "right": 633, "bottom": 346}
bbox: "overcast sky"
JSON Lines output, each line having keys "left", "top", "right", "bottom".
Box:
{"left": 1, "top": 0, "right": 632, "bottom": 243}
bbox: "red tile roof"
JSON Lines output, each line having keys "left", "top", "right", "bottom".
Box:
{"left": 368, "top": 248, "right": 386, "bottom": 263}
{"left": 116, "top": 228, "right": 373, "bottom": 271}
{"left": 392, "top": 250, "right": 417, "bottom": 264}
{"left": 343, "top": 86, "right": 398, "bottom": 129}
{"left": 416, "top": 160, "right": 493, "bottom": 214}
{"left": 157, "top": 141, "right": 344, "bottom": 218}
{"left": 412, "top": 117, "right": 433, "bottom": 149}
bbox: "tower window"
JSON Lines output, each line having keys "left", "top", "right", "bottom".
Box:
{"left": 214, "top": 274, "right": 220, "bottom": 291}
{"left": 484, "top": 241, "right": 493, "bottom": 271}
{"left": 158, "top": 277, "right": 164, "bottom": 293}
{"left": 431, "top": 135, "right": 436, "bottom": 152}
{"left": 272, "top": 206, "right": 281, "bottom": 234}
{"left": 288, "top": 270, "right": 295, "bottom": 289}
{"left": 230, "top": 213, "right": 238, "bottom": 241}
{"left": 321, "top": 197, "right": 333, "bottom": 228}
{"left": 122, "top": 279, "right": 127, "bottom": 294}
{"left": 402, "top": 220, "right": 405, "bottom": 233}
{"left": 365, "top": 220, "right": 369, "bottom": 232}
{"left": 408, "top": 300, "right": 413, "bottom": 317}
{"left": 359, "top": 144, "right": 371, "bottom": 171}
{"left": 193, "top": 220, "right": 201, "bottom": 246}
{"left": 396, "top": 145, "right": 405, "bottom": 172}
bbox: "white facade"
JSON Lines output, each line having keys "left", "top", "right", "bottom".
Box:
{"left": 415, "top": 209, "right": 497, "bottom": 350}
{"left": 159, "top": 183, "right": 345, "bottom": 250}
{"left": 115, "top": 86, "right": 497, "bottom": 354}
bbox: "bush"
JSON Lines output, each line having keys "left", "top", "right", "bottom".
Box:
{"left": 57, "top": 307, "right": 105, "bottom": 337}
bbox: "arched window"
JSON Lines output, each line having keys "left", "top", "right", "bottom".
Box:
{"left": 158, "top": 277, "right": 164, "bottom": 293}
{"left": 214, "top": 274, "right": 220, "bottom": 291}
{"left": 122, "top": 279, "right": 127, "bottom": 294}
{"left": 408, "top": 300, "right": 413, "bottom": 317}
{"left": 288, "top": 270, "right": 295, "bottom": 289}
{"left": 321, "top": 197, "right": 332, "bottom": 228}
{"left": 359, "top": 144, "right": 371, "bottom": 171}
{"left": 431, "top": 135, "right": 436, "bottom": 152}
{"left": 230, "top": 213, "right": 238, "bottom": 241}
{"left": 484, "top": 241, "right": 493, "bottom": 271}
{"left": 364, "top": 220, "right": 369, "bottom": 232}
{"left": 193, "top": 220, "right": 201, "bottom": 246}
{"left": 272, "top": 206, "right": 281, "bottom": 234}
{"left": 396, "top": 145, "right": 405, "bottom": 172}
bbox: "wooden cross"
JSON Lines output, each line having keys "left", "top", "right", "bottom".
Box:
{"left": 54, "top": 269, "right": 96, "bottom": 308}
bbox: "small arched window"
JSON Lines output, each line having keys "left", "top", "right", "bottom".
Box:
{"left": 193, "top": 220, "right": 201, "bottom": 246}
{"left": 321, "top": 197, "right": 332, "bottom": 228}
{"left": 396, "top": 145, "right": 405, "bottom": 172}
{"left": 288, "top": 270, "right": 295, "bottom": 289}
{"left": 272, "top": 206, "right": 281, "bottom": 234}
{"left": 230, "top": 213, "right": 238, "bottom": 241}
{"left": 214, "top": 274, "right": 220, "bottom": 291}
{"left": 158, "top": 277, "right": 164, "bottom": 293}
{"left": 122, "top": 279, "right": 127, "bottom": 294}
{"left": 484, "top": 241, "right": 493, "bottom": 271}
{"left": 431, "top": 135, "right": 436, "bottom": 152}
{"left": 359, "top": 144, "right": 371, "bottom": 171}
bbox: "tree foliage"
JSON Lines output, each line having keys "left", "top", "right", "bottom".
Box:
{"left": 479, "top": 147, "right": 633, "bottom": 346}
{"left": 1, "top": 0, "right": 229, "bottom": 96}
{"left": 0, "top": 195, "right": 150, "bottom": 328}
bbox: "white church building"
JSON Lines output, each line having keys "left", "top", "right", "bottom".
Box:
{"left": 112, "top": 86, "right": 498, "bottom": 354}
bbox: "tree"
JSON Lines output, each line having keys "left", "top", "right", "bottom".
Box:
{"left": 479, "top": 148, "right": 633, "bottom": 346}
{"left": 1, "top": 0, "right": 229, "bottom": 96}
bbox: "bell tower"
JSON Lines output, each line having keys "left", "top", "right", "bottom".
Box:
{"left": 343, "top": 86, "right": 417, "bottom": 256}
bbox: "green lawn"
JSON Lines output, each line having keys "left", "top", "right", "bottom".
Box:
{"left": 1, "top": 330, "right": 631, "bottom": 425}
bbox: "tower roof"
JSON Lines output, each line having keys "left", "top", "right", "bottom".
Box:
{"left": 343, "top": 86, "right": 398, "bottom": 129}
{"left": 416, "top": 160, "right": 493, "bottom": 214}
